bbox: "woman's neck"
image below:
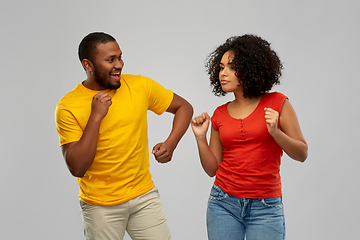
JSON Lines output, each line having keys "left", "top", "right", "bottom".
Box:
{"left": 232, "top": 91, "right": 262, "bottom": 106}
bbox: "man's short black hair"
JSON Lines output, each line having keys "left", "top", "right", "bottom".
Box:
{"left": 78, "top": 32, "right": 116, "bottom": 64}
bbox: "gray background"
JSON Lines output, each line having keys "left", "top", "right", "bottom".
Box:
{"left": 1, "top": 0, "right": 359, "bottom": 239}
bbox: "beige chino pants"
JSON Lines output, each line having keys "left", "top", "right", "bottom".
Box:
{"left": 80, "top": 187, "right": 171, "bottom": 240}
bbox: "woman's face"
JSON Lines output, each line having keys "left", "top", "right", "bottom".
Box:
{"left": 219, "top": 51, "right": 241, "bottom": 93}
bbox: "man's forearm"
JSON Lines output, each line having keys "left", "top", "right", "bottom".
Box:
{"left": 64, "top": 115, "right": 101, "bottom": 177}
{"left": 165, "top": 101, "right": 193, "bottom": 148}
{"left": 63, "top": 92, "right": 112, "bottom": 177}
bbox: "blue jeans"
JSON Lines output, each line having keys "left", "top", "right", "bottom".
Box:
{"left": 207, "top": 184, "right": 285, "bottom": 240}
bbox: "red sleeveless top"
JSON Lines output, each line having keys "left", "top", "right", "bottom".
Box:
{"left": 211, "top": 92, "right": 287, "bottom": 198}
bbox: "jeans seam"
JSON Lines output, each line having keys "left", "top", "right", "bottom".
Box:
{"left": 260, "top": 198, "right": 283, "bottom": 208}
{"left": 209, "top": 184, "right": 228, "bottom": 201}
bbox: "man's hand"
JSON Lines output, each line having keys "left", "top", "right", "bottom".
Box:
{"left": 151, "top": 93, "right": 193, "bottom": 164}
{"left": 91, "top": 92, "right": 112, "bottom": 121}
{"left": 61, "top": 92, "right": 112, "bottom": 177}
{"left": 152, "top": 141, "right": 175, "bottom": 164}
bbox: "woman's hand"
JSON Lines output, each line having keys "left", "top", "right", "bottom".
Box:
{"left": 264, "top": 107, "right": 279, "bottom": 136}
{"left": 265, "top": 100, "right": 308, "bottom": 162}
{"left": 191, "top": 112, "right": 210, "bottom": 138}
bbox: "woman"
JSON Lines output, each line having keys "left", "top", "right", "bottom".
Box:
{"left": 191, "top": 35, "right": 308, "bottom": 240}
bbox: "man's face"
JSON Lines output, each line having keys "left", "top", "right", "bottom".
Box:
{"left": 92, "top": 41, "right": 124, "bottom": 90}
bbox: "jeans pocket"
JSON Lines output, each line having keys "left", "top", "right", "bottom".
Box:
{"left": 209, "top": 184, "right": 228, "bottom": 200}
{"left": 261, "top": 197, "right": 283, "bottom": 208}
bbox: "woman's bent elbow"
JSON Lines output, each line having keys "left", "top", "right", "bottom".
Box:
{"left": 295, "top": 149, "right": 308, "bottom": 163}
{"left": 205, "top": 169, "right": 217, "bottom": 177}
{"left": 299, "top": 151, "right": 308, "bottom": 162}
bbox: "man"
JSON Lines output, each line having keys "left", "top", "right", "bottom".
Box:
{"left": 55, "top": 32, "right": 193, "bottom": 240}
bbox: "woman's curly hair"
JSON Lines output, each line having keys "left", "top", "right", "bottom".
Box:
{"left": 205, "top": 34, "right": 283, "bottom": 98}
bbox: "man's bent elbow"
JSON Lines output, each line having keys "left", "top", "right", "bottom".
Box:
{"left": 187, "top": 103, "right": 194, "bottom": 117}
{"left": 69, "top": 168, "right": 86, "bottom": 178}
{"left": 67, "top": 163, "right": 87, "bottom": 178}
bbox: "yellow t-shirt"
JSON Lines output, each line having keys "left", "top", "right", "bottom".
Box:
{"left": 55, "top": 74, "right": 173, "bottom": 206}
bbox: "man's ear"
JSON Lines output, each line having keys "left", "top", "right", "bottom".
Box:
{"left": 82, "top": 59, "right": 94, "bottom": 72}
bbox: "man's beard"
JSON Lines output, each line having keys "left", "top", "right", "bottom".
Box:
{"left": 93, "top": 64, "right": 121, "bottom": 90}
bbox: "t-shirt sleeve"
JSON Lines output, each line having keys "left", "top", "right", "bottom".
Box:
{"left": 273, "top": 92, "right": 288, "bottom": 113}
{"left": 55, "top": 103, "right": 83, "bottom": 146}
{"left": 142, "top": 76, "right": 174, "bottom": 115}
{"left": 271, "top": 92, "right": 288, "bottom": 129}
{"left": 211, "top": 108, "right": 220, "bottom": 131}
